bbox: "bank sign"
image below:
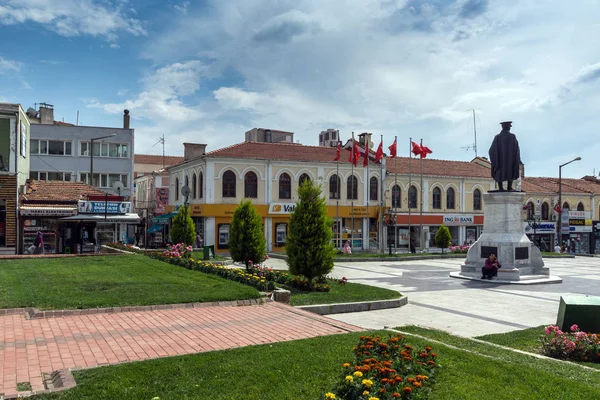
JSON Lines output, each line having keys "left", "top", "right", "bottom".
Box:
{"left": 78, "top": 200, "right": 132, "bottom": 214}
{"left": 523, "top": 221, "right": 556, "bottom": 234}
{"left": 443, "top": 215, "right": 474, "bottom": 225}
{"left": 268, "top": 202, "right": 296, "bottom": 214}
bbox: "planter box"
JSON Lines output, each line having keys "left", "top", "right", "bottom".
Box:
{"left": 557, "top": 295, "right": 600, "bottom": 333}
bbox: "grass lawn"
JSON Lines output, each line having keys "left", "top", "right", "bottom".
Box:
{"left": 0, "top": 255, "right": 260, "bottom": 310}
{"left": 32, "top": 328, "right": 600, "bottom": 400}
{"left": 541, "top": 251, "right": 573, "bottom": 257}
{"left": 289, "top": 279, "right": 401, "bottom": 306}
{"left": 190, "top": 252, "right": 228, "bottom": 261}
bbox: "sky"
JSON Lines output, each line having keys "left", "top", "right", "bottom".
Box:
{"left": 1, "top": 0, "right": 599, "bottom": 179}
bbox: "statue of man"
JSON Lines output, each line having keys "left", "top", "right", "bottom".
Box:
{"left": 488, "top": 121, "right": 521, "bottom": 191}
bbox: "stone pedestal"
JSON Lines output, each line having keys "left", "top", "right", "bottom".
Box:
{"left": 460, "top": 192, "right": 547, "bottom": 281}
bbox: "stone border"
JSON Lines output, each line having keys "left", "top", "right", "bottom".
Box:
{"left": 268, "top": 253, "right": 467, "bottom": 262}
{"left": 0, "top": 253, "right": 124, "bottom": 260}
{"left": 297, "top": 297, "right": 408, "bottom": 315}
{"left": 449, "top": 271, "right": 563, "bottom": 285}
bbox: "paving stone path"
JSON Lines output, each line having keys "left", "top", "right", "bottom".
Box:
{"left": 0, "top": 302, "right": 361, "bottom": 397}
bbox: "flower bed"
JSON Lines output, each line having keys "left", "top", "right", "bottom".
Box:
{"left": 325, "top": 334, "right": 438, "bottom": 399}
{"left": 448, "top": 245, "right": 470, "bottom": 254}
{"left": 541, "top": 324, "right": 600, "bottom": 363}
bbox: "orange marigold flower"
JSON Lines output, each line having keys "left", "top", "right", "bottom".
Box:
{"left": 355, "top": 366, "right": 362, "bottom": 371}
{"left": 404, "top": 345, "right": 413, "bottom": 350}
{"left": 392, "top": 392, "right": 401, "bottom": 398}
{"left": 343, "top": 363, "right": 351, "bottom": 368}
{"left": 419, "top": 353, "right": 429, "bottom": 358}
{"left": 425, "top": 346, "right": 432, "bottom": 351}
{"left": 407, "top": 377, "right": 415, "bottom": 383}
{"left": 363, "top": 365, "right": 371, "bottom": 372}
{"left": 394, "top": 376, "right": 403, "bottom": 382}
{"left": 432, "top": 353, "right": 438, "bottom": 357}
{"left": 403, "top": 387, "right": 412, "bottom": 393}
{"left": 413, "top": 381, "right": 423, "bottom": 388}
{"left": 379, "top": 388, "right": 386, "bottom": 393}
{"left": 428, "top": 361, "right": 436, "bottom": 365}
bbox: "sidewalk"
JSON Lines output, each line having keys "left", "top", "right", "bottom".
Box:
{"left": 0, "top": 303, "right": 361, "bottom": 397}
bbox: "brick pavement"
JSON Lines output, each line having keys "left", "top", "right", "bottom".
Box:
{"left": 0, "top": 302, "right": 362, "bottom": 397}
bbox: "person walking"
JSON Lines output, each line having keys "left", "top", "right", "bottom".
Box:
{"left": 33, "top": 231, "right": 44, "bottom": 255}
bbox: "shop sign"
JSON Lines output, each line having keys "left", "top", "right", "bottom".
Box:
{"left": 560, "top": 210, "right": 570, "bottom": 234}
{"left": 568, "top": 211, "right": 590, "bottom": 219}
{"left": 78, "top": 200, "right": 132, "bottom": 214}
{"left": 20, "top": 208, "right": 77, "bottom": 217}
{"left": 570, "top": 225, "right": 592, "bottom": 233}
{"left": 569, "top": 219, "right": 592, "bottom": 226}
{"left": 523, "top": 221, "right": 556, "bottom": 234}
{"left": 269, "top": 202, "right": 296, "bottom": 214}
{"left": 443, "top": 215, "right": 474, "bottom": 225}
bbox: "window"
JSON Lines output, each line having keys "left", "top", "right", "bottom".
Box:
{"left": 199, "top": 172, "right": 203, "bottom": 199}
{"left": 432, "top": 187, "right": 441, "bottom": 209}
{"left": 80, "top": 173, "right": 128, "bottom": 188}
{"left": 370, "top": 177, "right": 378, "bottom": 201}
{"left": 279, "top": 173, "right": 291, "bottom": 199}
{"left": 30, "top": 171, "right": 71, "bottom": 181}
{"left": 175, "top": 177, "right": 180, "bottom": 201}
{"left": 563, "top": 202, "right": 570, "bottom": 211}
{"left": 192, "top": 173, "right": 197, "bottom": 199}
{"left": 80, "top": 142, "right": 128, "bottom": 158}
{"left": 542, "top": 202, "right": 549, "bottom": 220}
{"left": 392, "top": 185, "right": 401, "bottom": 208}
{"left": 446, "top": 187, "right": 455, "bottom": 209}
{"left": 30, "top": 140, "right": 72, "bottom": 156}
{"left": 409, "top": 186, "right": 417, "bottom": 209}
{"left": 245, "top": 171, "right": 258, "bottom": 198}
{"left": 299, "top": 173, "right": 311, "bottom": 187}
{"left": 527, "top": 202, "right": 535, "bottom": 220}
{"left": 329, "top": 175, "right": 340, "bottom": 199}
{"left": 184, "top": 176, "right": 189, "bottom": 198}
{"left": 473, "top": 189, "right": 482, "bottom": 210}
{"left": 223, "top": 170, "right": 236, "bottom": 198}
{"left": 577, "top": 202, "right": 585, "bottom": 211}
{"left": 347, "top": 175, "right": 358, "bottom": 200}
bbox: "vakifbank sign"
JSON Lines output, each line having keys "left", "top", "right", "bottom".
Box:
{"left": 268, "top": 202, "right": 297, "bottom": 214}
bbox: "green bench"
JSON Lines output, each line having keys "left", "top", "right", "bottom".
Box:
{"left": 557, "top": 295, "right": 600, "bottom": 333}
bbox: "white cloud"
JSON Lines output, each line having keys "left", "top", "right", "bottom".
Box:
{"left": 0, "top": 0, "right": 146, "bottom": 39}
{"left": 110, "top": 43, "right": 120, "bottom": 49}
{"left": 0, "top": 56, "right": 22, "bottom": 73}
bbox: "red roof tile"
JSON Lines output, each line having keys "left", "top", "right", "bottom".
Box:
{"left": 135, "top": 154, "right": 185, "bottom": 166}
{"left": 22, "top": 180, "right": 106, "bottom": 203}
{"left": 522, "top": 177, "right": 591, "bottom": 195}
{"left": 385, "top": 156, "right": 493, "bottom": 179}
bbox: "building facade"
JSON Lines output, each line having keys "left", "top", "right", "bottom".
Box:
{"left": 0, "top": 103, "right": 30, "bottom": 254}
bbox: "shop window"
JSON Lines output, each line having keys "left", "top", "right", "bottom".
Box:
{"left": 542, "top": 202, "right": 549, "bottom": 220}
{"left": 199, "top": 172, "right": 204, "bottom": 199}
{"left": 192, "top": 173, "right": 197, "bottom": 199}
{"left": 409, "top": 185, "right": 417, "bottom": 209}
{"left": 563, "top": 202, "right": 570, "bottom": 211}
{"left": 175, "top": 177, "right": 180, "bottom": 201}
{"left": 392, "top": 185, "right": 401, "bottom": 208}
{"left": 245, "top": 171, "right": 258, "bottom": 198}
{"left": 527, "top": 201, "right": 534, "bottom": 219}
{"left": 370, "top": 177, "right": 378, "bottom": 201}
{"left": 432, "top": 187, "right": 441, "bottom": 209}
{"left": 184, "top": 176, "right": 189, "bottom": 198}
{"left": 329, "top": 175, "right": 340, "bottom": 199}
{"left": 222, "top": 170, "right": 236, "bottom": 198}
{"left": 473, "top": 189, "right": 482, "bottom": 210}
{"left": 577, "top": 202, "right": 585, "bottom": 211}
{"left": 446, "top": 187, "right": 455, "bottom": 209}
{"left": 347, "top": 175, "right": 358, "bottom": 200}
{"left": 279, "top": 173, "right": 291, "bottom": 199}
{"left": 299, "top": 173, "right": 310, "bottom": 188}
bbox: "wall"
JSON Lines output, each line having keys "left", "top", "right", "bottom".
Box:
{"left": 0, "top": 175, "right": 17, "bottom": 247}
{"left": 16, "top": 106, "right": 30, "bottom": 187}
{"left": 0, "top": 118, "right": 9, "bottom": 171}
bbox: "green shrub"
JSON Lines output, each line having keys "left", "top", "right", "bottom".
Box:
{"left": 434, "top": 225, "right": 452, "bottom": 253}
{"left": 171, "top": 206, "right": 196, "bottom": 245}
{"left": 229, "top": 199, "right": 267, "bottom": 271}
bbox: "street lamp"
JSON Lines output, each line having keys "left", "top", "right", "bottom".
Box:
{"left": 385, "top": 209, "right": 395, "bottom": 255}
{"left": 89, "top": 133, "right": 117, "bottom": 187}
{"left": 557, "top": 157, "right": 582, "bottom": 246}
{"left": 527, "top": 213, "right": 541, "bottom": 249}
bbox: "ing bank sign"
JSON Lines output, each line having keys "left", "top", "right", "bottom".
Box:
{"left": 269, "top": 202, "right": 296, "bottom": 214}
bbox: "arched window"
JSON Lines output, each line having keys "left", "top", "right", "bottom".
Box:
{"left": 279, "top": 173, "right": 291, "bottom": 199}
{"left": 446, "top": 187, "right": 455, "bottom": 209}
{"left": 192, "top": 173, "right": 197, "bottom": 199}
{"left": 541, "top": 202, "right": 549, "bottom": 220}
{"left": 347, "top": 175, "right": 358, "bottom": 200}
{"left": 392, "top": 185, "right": 401, "bottom": 208}
{"left": 299, "top": 173, "right": 311, "bottom": 187}
{"left": 222, "top": 170, "right": 236, "bottom": 198}
{"left": 432, "top": 187, "right": 441, "bottom": 209}
{"left": 473, "top": 189, "right": 482, "bottom": 210}
{"left": 184, "top": 176, "right": 189, "bottom": 199}
{"left": 563, "top": 202, "right": 570, "bottom": 211}
{"left": 175, "top": 177, "right": 179, "bottom": 201}
{"left": 369, "top": 177, "right": 378, "bottom": 201}
{"left": 577, "top": 202, "right": 585, "bottom": 211}
{"left": 409, "top": 185, "right": 417, "bottom": 209}
{"left": 527, "top": 201, "right": 535, "bottom": 220}
{"left": 329, "top": 175, "right": 340, "bottom": 199}
{"left": 244, "top": 171, "right": 258, "bottom": 198}
{"left": 198, "top": 172, "right": 203, "bottom": 199}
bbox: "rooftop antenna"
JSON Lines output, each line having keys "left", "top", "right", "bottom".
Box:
{"left": 152, "top": 134, "right": 166, "bottom": 169}
{"left": 76, "top": 110, "right": 79, "bottom": 126}
{"left": 460, "top": 109, "right": 478, "bottom": 157}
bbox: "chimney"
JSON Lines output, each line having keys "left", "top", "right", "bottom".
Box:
{"left": 183, "top": 143, "right": 207, "bottom": 161}
{"left": 123, "top": 109, "right": 130, "bottom": 129}
{"left": 38, "top": 102, "right": 54, "bottom": 124}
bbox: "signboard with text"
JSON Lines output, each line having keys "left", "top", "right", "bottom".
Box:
{"left": 443, "top": 215, "right": 474, "bottom": 225}
{"left": 268, "top": 202, "right": 297, "bottom": 214}
{"left": 78, "top": 200, "right": 132, "bottom": 214}
{"left": 560, "top": 209, "right": 570, "bottom": 234}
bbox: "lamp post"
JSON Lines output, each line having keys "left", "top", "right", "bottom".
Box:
{"left": 89, "top": 133, "right": 117, "bottom": 187}
{"left": 557, "top": 157, "right": 582, "bottom": 246}
{"left": 385, "top": 209, "right": 394, "bottom": 255}
{"left": 527, "top": 214, "right": 541, "bottom": 249}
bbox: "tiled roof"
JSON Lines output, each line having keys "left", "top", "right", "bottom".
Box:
{"left": 385, "top": 156, "right": 493, "bottom": 179}
{"left": 522, "top": 177, "right": 591, "bottom": 195}
{"left": 135, "top": 154, "right": 185, "bottom": 166}
{"left": 22, "top": 180, "right": 106, "bottom": 203}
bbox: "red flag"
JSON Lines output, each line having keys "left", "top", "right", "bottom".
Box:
{"left": 554, "top": 203, "right": 562, "bottom": 214}
{"left": 374, "top": 141, "right": 384, "bottom": 163}
{"left": 388, "top": 139, "right": 397, "bottom": 158}
{"left": 363, "top": 147, "right": 369, "bottom": 167}
{"left": 420, "top": 145, "right": 432, "bottom": 159}
{"left": 333, "top": 140, "right": 341, "bottom": 161}
{"left": 349, "top": 139, "right": 360, "bottom": 166}
{"left": 411, "top": 141, "right": 422, "bottom": 157}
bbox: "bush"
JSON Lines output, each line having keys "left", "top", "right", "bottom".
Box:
{"left": 326, "top": 334, "right": 439, "bottom": 399}
{"left": 286, "top": 179, "right": 336, "bottom": 290}
{"left": 448, "top": 245, "right": 470, "bottom": 254}
{"left": 164, "top": 243, "right": 192, "bottom": 259}
{"left": 171, "top": 206, "right": 196, "bottom": 245}
{"left": 229, "top": 199, "right": 267, "bottom": 271}
{"left": 541, "top": 324, "right": 600, "bottom": 363}
{"left": 434, "top": 225, "right": 452, "bottom": 253}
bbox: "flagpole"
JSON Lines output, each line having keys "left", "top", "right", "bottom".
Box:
{"left": 336, "top": 141, "right": 340, "bottom": 250}
{"left": 419, "top": 138, "right": 424, "bottom": 252}
{"left": 408, "top": 137, "right": 412, "bottom": 251}
{"left": 366, "top": 138, "right": 369, "bottom": 251}
{"left": 394, "top": 135, "right": 397, "bottom": 250}
{"left": 380, "top": 134, "right": 384, "bottom": 254}
{"left": 351, "top": 132, "right": 355, "bottom": 251}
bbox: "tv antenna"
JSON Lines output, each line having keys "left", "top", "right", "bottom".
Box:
{"left": 460, "top": 109, "right": 478, "bottom": 157}
{"left": 152, "top": 134, "right": 166, "bottom": 168}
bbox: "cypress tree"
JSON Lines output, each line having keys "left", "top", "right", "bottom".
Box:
{"left": 229, "top": 199, "right": 266, "bottom": 271}
{"left": 171, "top": 205, "right": 196, "bottom": 245}
{"left": 434, "top": 224, "right": 452, "bottom": 253}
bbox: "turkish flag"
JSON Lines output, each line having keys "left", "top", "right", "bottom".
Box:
{"left": 554, "top": 203, "right": 562, "bottom": 214}
{"left": 374, "top": 141, "right": 384, "bottom": 163}
{"left": 349, "top": 139, "right": 360, "bottom": 166}
{"left": 411, "top": 141, "right": 422, "bottom": 157}
{"left": 333, "top": 140, "right": 341, "bottom": 161}
{"left": 420, "top": 145, "right": 432, "bottom": 159}
{"left": 388, "top": 139, "right": 397, "bottom": 158}
{"left": 363, "top": 147, "right": 369, "bottom": 167}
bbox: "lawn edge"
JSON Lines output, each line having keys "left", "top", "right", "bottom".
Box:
{"left": 297, "top": 296, "right": 408, "bottom": 315}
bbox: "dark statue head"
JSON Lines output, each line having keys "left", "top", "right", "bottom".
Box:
{"left": 500, "top": 121, "right": 512, "bottom": 131}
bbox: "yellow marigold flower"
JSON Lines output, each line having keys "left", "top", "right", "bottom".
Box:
{"left": 362, "top": 390, "right": 370, "bottom": 395}
{"left": 362, "top": 379, "right": 373, "bottom": 388}
{"left": 353, "top": 371, "right": 363, "bottom": 377}
{"left": 345, "top": 375, "right": 354, "bottom": 382}
{"left": 343, "top": 363, "right": 351, "bottom": 367}
{"left": 368, "top": 397, "right": 380, "bottom": 400}
{"left": 325, "top": 393, "right": 336, "bottom": 399}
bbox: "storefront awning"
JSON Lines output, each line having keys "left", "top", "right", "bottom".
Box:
{"left": 59, "top": 213, "right": 141, "bottom": 223}
{"left": 147, "top": 224, "right": 164, "bottom": 233}
{"left": 152, "top": 212, "right": 177, "bottom": 224}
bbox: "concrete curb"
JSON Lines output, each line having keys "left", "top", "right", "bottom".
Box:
{"left": 267, "top": 253, "right": 467, "bottom": 262}
{"left": 297, "top": 297, "right": 408, "bottom": 315}
{"left": 449, "top": 271, "right": 563, "bottom": 285}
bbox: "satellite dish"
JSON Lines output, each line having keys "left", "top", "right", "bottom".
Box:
{"left": 181, "top": 185, "right": 191, "bottom": 197}
{"left": 112, "top": 181, "right": 125, "bottom": 196}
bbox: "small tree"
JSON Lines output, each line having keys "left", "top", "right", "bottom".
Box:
{"left": 229, "top": 199, "right": 266, "bottom": 271}
{"left": 171, "top": 205, "right": 195, "bottom": 245}
{"left": 434, "top": 225, "right": 452, "bottom": 253}
{"left": 286, "top": 179, "right": 336, "bottom": 289}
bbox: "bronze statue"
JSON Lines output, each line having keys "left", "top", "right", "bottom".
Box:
{"left": 488, "top": 121, "right": 521, "bottom": 191}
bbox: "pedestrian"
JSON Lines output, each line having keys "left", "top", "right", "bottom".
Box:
{"left": 33, "top": 231, "right": 44, "bottom": 255}
{"left": 195, "top": 233, "right": 203, "bottom": 248}
{"left": 481, "top": 253, "right": 501, "bottom": 280}
{"left": 410, "top": 236, "right": 416, "bottom": 253}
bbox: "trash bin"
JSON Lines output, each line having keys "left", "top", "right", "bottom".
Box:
{"left": 209, "top": 245, "right": 215, "bottom": 257}
{"left": 203, "top": 245, "right": 210, "bottom": 260}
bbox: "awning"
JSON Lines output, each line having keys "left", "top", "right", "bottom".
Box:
{"left": 59, "top": 213, "right": 141, "bottom": 223}
{"left": 152, "top": 212, "right": 177, "bottom": 224}
{"left": 20, "top": 206, "right": 77, "bottom": 217}
{"left": 147, "top": 224, "right": 164, "bottom": 233}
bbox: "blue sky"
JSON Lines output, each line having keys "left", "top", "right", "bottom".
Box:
{"left": 1, "top": 0, "right": 600, "bottom": 179}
